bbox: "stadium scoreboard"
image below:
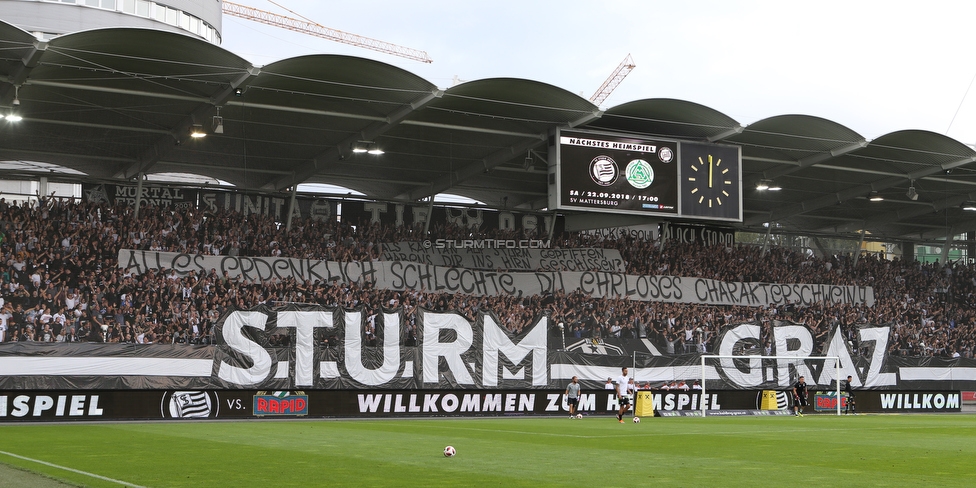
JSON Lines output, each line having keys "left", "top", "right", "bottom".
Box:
{"left": 551, "top": 128, "right": 742, "bottom": 222}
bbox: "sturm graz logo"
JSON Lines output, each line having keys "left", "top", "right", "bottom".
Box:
{"left": 160, "top": 391, "right": 219, "bottom": 419}
{"left": 589, "top": 155, "right": 618, "bottom": 186}
{"left": 658, "top": 147, "right": 674, "bottom": 163}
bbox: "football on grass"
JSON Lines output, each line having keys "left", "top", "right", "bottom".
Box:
{"left": 576, "top": 413, "right": 582, "bottom": 419}
{"left": 443, "top": 446, "right": 456, "bottom": 457}
{"left": 633, "top": 417, "right": 641, "bottom": 423}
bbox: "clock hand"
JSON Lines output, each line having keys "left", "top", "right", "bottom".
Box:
{"left": 708, "top": 155, "right": 713, "bottom": 188}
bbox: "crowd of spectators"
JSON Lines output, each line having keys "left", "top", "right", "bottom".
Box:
{"left": 0, "top": 195, "right": 973, "bottom": 361}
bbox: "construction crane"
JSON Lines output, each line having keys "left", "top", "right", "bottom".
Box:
{"left": 222, "top": 1, "right": 433, "bottom": 63}
{"left": 589, "top": 54, "right": 635, "bottom": 106}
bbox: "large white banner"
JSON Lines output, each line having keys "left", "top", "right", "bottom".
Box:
{"left": 5, "top": 306, "right": 976, "bottom": 393}
{"left": 379, "top": 242, "right": 624, "bottom": 272}
{"left": 118, "top": 250, "right": 874, "bottom": 307}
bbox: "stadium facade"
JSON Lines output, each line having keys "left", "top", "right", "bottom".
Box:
{"left": 0, "top": 0, "right": 221, "bottom": 43}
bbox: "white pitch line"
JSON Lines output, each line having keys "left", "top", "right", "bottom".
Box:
{"left": 0, "top": 450, "right": 146, "bottom": 488}
{"left": 430, "top": 422, "right": 958, "bottom": 439}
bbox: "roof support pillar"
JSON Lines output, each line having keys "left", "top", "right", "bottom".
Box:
{"left": 853, "top": 227, "right": 866, "bottom": 268}
{"left": 941, "top": 229, "right": 954, "bottom": 264}
{"left": 38, "top": 176, "right": 49, "bottom": 201}
{"left": 810, "top": 236, "right": 829, "bottom": 259}
{"left": 968, "top": 232, "right": 975, "bottom": 265}
{"left": 423, "top": 195, "right": 435, "bottom": 236}
{"left": 902, "top": 241, "right": 915, "bottom": 262}
{"left": 285, "top": 185, "right": 298, "bottom": 231}
{"left": 134, "top": 173, "right": 145, "bottom": 219}
{"left": 760, "top": 222, "right": 773, "bottom": 257}
{"left": 547, "top": 210, "right": 557, "bottom": 241}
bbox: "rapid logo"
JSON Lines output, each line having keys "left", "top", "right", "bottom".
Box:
{"left": 161, "top": 391, "right": 219, "bottom": 419}
{"left": 254, "top": 391, "right": 308, "bottom": 416}
{"left": 813, "top": 392, "right": 850, "bottom": 411}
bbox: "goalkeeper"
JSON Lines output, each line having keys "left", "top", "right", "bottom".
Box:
{"left": 792, "top": 376, "right": 808, "bottom": 417}
{"left": 844, "top": 375, "right": 857, "bottom": 415}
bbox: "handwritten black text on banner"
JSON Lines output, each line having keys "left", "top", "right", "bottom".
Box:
{"left": 119, "top": 250, "right": 873, "bottom": 307}
{"left": 379, "top": 242, "right": 624, "bottom": 272}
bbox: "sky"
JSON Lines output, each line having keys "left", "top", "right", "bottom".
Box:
{"left": 219, "top": 0, "right": 976, "bottom": 145}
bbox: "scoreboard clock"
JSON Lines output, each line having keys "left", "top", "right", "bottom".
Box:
{"left": 679, "top": 142, "right": 742, "bottom": 221}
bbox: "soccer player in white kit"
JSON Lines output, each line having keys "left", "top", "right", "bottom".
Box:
{"left": 614, "top": 366, "right": 632, "bottom": 423}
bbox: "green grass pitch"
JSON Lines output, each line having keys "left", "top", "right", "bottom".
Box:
{"left": 1, "top": 414, "right": 974, "bottom": 487}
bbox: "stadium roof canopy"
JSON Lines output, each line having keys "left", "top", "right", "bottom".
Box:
{"left": 4, "top": 22, "right": 976, "bottom": 244}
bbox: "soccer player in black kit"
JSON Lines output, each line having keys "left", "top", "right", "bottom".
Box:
{"left": 792, "top": 376, "right": 808, "bottom": 417}
{"left": 844, "top": 375, "right": 856, "bottom": 415}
